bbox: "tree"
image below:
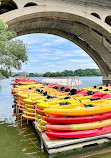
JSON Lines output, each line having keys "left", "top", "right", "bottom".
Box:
{"left": 42, "top": 69, "right": 102, "bottom": 77}
{"left": 12, "top": 74, "right": 20, "bottom": 77}
{"left": 0, "top": 69, "right": 10, "bottom": 78}
{"left": 0, "top": 18, "right": 28, "bottom": 77}
{"left": 74, "top": 69, "right": 84, "bottom": 76}
{"left": 43, "top": 72, "right": 52, "bottom": 77}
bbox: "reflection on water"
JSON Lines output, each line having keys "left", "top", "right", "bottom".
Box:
{"left": 15, "top": 116, "right": 45, "bottom": 156}
{"left": 1, "top": 77, "right": 111, "bottom": 158}
{"left": 12, "top": 100, "right": 48, "bottom": 157}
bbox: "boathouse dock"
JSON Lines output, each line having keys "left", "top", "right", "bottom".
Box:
{"left": 33, "top": 122, "right": 111, "bottom": 154}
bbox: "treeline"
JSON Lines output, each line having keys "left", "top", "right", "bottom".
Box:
{"left": 27, "top": 73, "right": 41, "bottom": 77}
{"left": 43, "top": 69, "right": 102, "bottom": 77}
{"left": 11, "top": 69, "right": 102, "bottom": 78}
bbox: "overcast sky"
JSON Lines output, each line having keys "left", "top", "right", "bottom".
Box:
{"left": 17, "top": 33, "right": 98, "bottom": 73}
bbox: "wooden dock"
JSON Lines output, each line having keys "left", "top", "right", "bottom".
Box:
{"left": 33, "top": 122, "right": 111, "bottom": 154}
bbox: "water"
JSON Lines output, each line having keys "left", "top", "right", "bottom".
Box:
{"left": 30, "top": 76, "right": 103, "bottom": 89}
{"left": 0, "top": 76, "right": 111, "bottom": 158}
{"left": 79, "top": 76, "right": 103, "bottom": 89}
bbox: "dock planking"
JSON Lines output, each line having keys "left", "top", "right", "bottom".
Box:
{"left": 33, "top": 122, "right": 111, "bottom": 154}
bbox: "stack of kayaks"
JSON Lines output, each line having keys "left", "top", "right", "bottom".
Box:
{"left": 44, "top": 100, "right": 111, "bottom": 139}
{"left": 11, "top": 78, "right": 111, "bottom": 139}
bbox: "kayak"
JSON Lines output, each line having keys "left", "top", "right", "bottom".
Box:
{"left": 38, "top": 119, "right": 47, "bottom": 125}
{"left": 38, "top": 124, "right": 47, "bottom": 131}
{"left": 44, "top": 102, "right": 111, "bottom": 116}
{"left": 23, "top": 98, "right": 45, "bottom": 104}
{"left": 36, "top": 107, "right": 45, "bottom": 115}
{"left": 45, "top": 112, "right": 111, "bottom": 124}
{"left": 46, "top": 118, "right": 111, "bottom": 131}
{"left": 45, "top": 125, "right": 111, "bottom": 139}
{"left": 22, "top": 114, "right": 45, "bottom": 120}
{"left": 17, "top": 103, "right": 26, "bottom": 109}
{"left": 26, "top": 108, "right": 35, "bottom": 112}
{"left": 25, "top": 104, "right": 35, "bottom": 109}
{"left": 37, "top": 101, "right": 83, "bottom": 110}
{"left": 23, "top": 111, "right": 35, "bottom": 116}
{"left": 22, "top": 114, "right": 36, "bottom": 120}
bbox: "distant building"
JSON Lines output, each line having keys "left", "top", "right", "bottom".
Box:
{"left": 11, "top": 72, "right": 29, "bottom": 77}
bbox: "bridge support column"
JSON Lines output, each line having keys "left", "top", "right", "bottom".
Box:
{"left": 103, "top": 72, "right": 111, "bottom": 84}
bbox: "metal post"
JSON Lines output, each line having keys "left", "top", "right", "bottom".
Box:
{"left": 40, "top": 137, "right": 44, "bottom": 149}
{"left": 27, "top": 108, "right": 28, "bottom": 124}
{"left": 35, "top": 104, "right": 37, "bottom": 129}
{"left": 77, "top": 77, "right": 78, "bottom": 89}
{"left": 40, "top": 115, "right": 43, "bottom": 130}
{"left": 21, "top": 115, "right": 22, "bottom": 127}
{"left": 16, "top": 103, "right": 17, "bottom": 114}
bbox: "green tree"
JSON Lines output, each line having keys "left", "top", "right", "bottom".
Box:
{"left": 0, "top": 69, "right": 10, "bottom": 78}
{"left": 28, "top": 73, "right": 35, "bottom": 77}
{"left": 0, "top": 71, "right": 2, "bottom": 76}
{"left": 42, "top": 69, "right": 102, "bottom": 77}
{"left": 12, "top": 74, "right": 20, "bottom": 77}
{"left": 74, "top": 69, "right": 84, "bottom": 76}
{"left": 62, "top": 70, "right": 74, "bottom": 76}
{"left": 43, "top": 72, "right": 52, "bottom": 77}
{"left": 0, "top": 18, "right": 28, "bottom": 77}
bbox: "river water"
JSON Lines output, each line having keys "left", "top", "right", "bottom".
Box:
{"left": 1, "top": 76, "right": 111, "bottom": 158}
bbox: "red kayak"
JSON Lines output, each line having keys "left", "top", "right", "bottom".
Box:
{"left": 45, "top": 112, "right": 111, "bottom": 124}
{"left": 46, "top": 125, "right": 111, "bottom": 139}
{"left": 92, "top": 92, "right": 111, "bottom": 99}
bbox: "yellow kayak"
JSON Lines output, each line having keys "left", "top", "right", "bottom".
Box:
{"left": 22, "top": 114, "right": 37, "bottom": 120}
{"left": 22, "top": 114, "right": 45, "bottom": 120}
{"left": 25, "top": 104, "right": 35, "bottom": 109}
{"left": 44, "top": 101, "right": 111, "bottom": 116}
{"left": 25, "top": 108, "right": 35, "bottom": 112}
{"left": 23, "top": 98, "right": 45, "bottom": 104}
{"left": 38, "top": 124, "right": 47, "bottom": 131}
{"left": 38, "top": 119, "right": 47, "bottom": 125}
{"left": 23, "top": 111, "right": 35, "bottom": 116}
{"left": 37, "top": 99, "right": 80, "bottom": 109}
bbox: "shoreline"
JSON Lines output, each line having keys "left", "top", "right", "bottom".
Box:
{"left": 0, "top": 76, "right": 6, "bottom": 80}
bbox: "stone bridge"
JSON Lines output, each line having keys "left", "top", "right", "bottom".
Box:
{"left": 1, "top": 0, "right": 111, "bottom": 83}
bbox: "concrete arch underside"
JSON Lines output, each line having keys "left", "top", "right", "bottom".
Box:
{"left": 1, "top": 4, "right": 111, "bottom": 82}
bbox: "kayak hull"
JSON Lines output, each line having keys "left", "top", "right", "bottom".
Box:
{"left": 44, "top": 105, "right": 111, "bottom": 116}
{"left": 45, "top": 112, "right": 111, "bottom": 124}
{"left": 46, "top": 126, "right": 111, "bottom": 139}
{"left": 46, "top": 118, "right": 111, "bottom": 131}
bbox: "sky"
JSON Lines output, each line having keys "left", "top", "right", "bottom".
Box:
{"left": 16, "top": 33, "right": 98, "bottom": 73}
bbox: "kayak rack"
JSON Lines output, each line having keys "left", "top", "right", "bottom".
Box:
{"left": 42, "top": 76, "right": 82, "bottom": 89}
{"left": 33, "top": 122, "right": 111, "bottom": 154}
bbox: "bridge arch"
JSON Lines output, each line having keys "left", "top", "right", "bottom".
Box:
{"left": 91, "top": 13, "right": 101, "bottom": 19}
{"left": 24, "top": 2, "right": 38, "bottom": 8}
{"left": 1, "top": 1, "right": 111, "bottom": 82}
{"left": 105, "top": 16, "right": 111, "bottom": 26}
{"left": 0, "top": 0, "right": 18, "bottom": 14}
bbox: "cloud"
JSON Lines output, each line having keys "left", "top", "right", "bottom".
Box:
{"left": 67, "top": 58, "right": 93, "bottom": 63}
{"left": 15, "top": 33, "right": 98, "bottom": 73}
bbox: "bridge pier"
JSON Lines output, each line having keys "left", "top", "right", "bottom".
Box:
{"left": 103, "top": 73, "right": 111, "bottom": 84}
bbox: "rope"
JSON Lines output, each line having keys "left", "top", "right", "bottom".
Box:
{"left": 29, "top": 138, "right": 41, "bottom": 149}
